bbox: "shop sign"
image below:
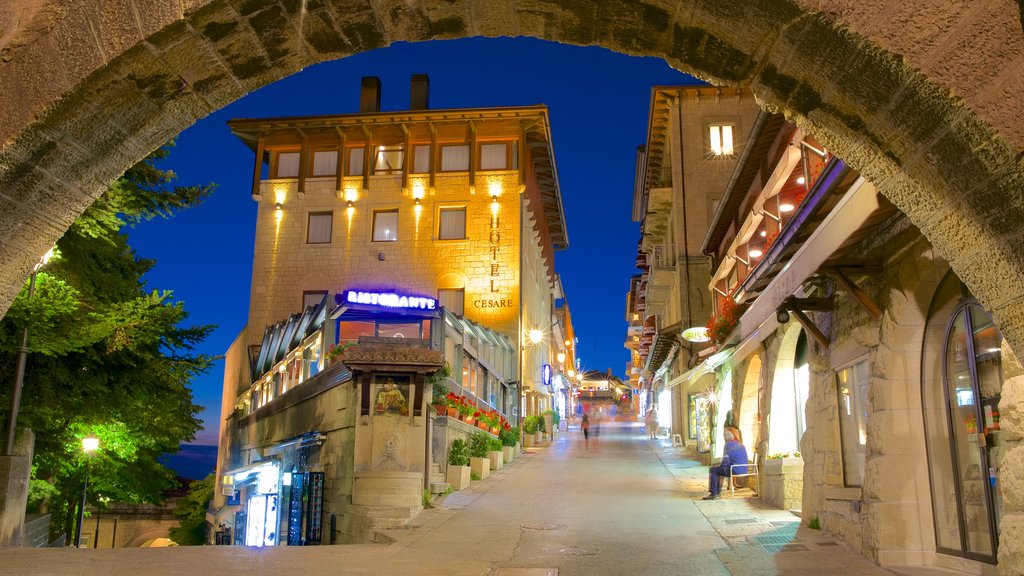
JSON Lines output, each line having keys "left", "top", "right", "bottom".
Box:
{"left": 345, "top": 290, "right": 436, "bottom": 310}
{"left": 541, "top": 364, "right": 552, "bottom": 387}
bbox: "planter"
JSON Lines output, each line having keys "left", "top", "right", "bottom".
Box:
{"left": 490, "top": 426, "right": 500, "bottom": 435}
{"left": 463, "top": 415, "right": 475, "bottom": 426}
{"left": 488, "top": 450, "right": 504, "bottom": 470}
{"left": 447, "top": 464, "right": 471, "bottom": 490}
{"left": 447, "top": 406, "right": 459, "bottom": 418}
{"left": 433, "top": 404, "right": 447, "bottom": 416}
{"left": 502, "top": 446, "right": 514, "bottom": 462}
{"left": 477, "top": 421, "right": 489, "bottom": 431}
{"left": 524, "top": 435, "right": 535, "bottom": 448}
{"left": 535, "top": 432, "right": 543, "bottom": 445}
{"left": 470, "top": 457, "right": 490, "bottom": 480}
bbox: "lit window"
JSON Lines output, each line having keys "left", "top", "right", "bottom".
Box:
{"left": 347, "top": 148, "right": 364, "bottom": 176}
{"left": 312, "top": 150, "right": 338, "bottom": 176}
{"left": 372, "top": 209, "right": 399, "bottom": 242}
{"left": 302, "top": 290, "right": 327, "bottom": 310}
{"left": 306, "top": 212, "right": 333, "bottom": 244}
{"left": 438, "top": 208, "right": 466, "bottom": 240}
{"left": 440, "top": 145, "right": 470, "bottom": 171}
{"left": 836, "top": 359, "right": 869, "bottom": 487}
{"left": 276, "top": 152, "right": 300, "bottom": 178}
{"left": 438, "top": 288, "right": 465, "bottom": 316}
{"left": 480, "top": 143, "right": 508, "bottom": 170}
{"left": 413, "top": 145, "right": 431, "bottom": 174}
{"left": 709, "top": 124, "right": 735, "bottom": 156}
{"left": 373, "top": 145, "right": 405, "bottom": 175}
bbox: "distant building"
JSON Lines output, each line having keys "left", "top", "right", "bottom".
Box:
{"left": 626, "top": 86, "right": 760, "bottom": 451}
{"left": 212, "top": 76, "right": 575, "bottom": 546}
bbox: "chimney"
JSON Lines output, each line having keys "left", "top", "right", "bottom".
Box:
{"left": 360, "top": 76, "right": 381, "bottom": 113}
{"left": 410, "top": 74, "right": 429, "bottom": 110}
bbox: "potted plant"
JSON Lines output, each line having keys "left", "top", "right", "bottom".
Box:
{"left": 487, "top": 437, "right": 504, "bottom": 470}
{"left": 523, "top": 415, "right": 541, "bottom": 447}
{"left": 499, "top": 424, "right": 519, "bottom": 462}
{"left": 444, "top": 392, "right": 460, "bottom": 418}
{"left": 446, "top": 438, "right": 471, "bottom": 490}
{"left": 325, "top": 341, "right": 358, "bottom": 366}
{"left": 706, "top": 294, "right": 748, "bottom": 349}
{"left": 468, "top": 431, "right": 491, "bottom": 480}
{"left": 429, "top": 363, "right": 451, "bottom": 415}
{"left": 457, "top": 396, "right": 475, "bottom": 424}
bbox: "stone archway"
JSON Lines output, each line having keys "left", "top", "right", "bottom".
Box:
{"left": 736, "top": 352, "right": 763, "bottom": 455}
{"left": 1, "top": 0, "right": 1022, "bottom": 349}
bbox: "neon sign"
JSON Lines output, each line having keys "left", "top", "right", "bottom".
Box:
{"left": 345, "top": 290, "right": 437, "bottom": 310}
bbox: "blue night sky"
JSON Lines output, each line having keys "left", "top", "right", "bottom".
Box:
{"left": 127, "top": 37, "right": 698, "bottom": 445}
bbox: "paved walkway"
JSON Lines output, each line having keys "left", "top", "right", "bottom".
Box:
{"left": 1, "top": 419, "right": 899, "bottom": 575}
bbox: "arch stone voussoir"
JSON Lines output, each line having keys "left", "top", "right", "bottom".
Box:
{"left": 0, "top": 0, "right": 1021, "bottom": 354}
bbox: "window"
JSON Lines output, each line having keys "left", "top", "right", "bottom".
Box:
{"left": 378, "top": 322, "right": 422, "bottom": 339}
{"left": 413, "top": 145, "right": 431, "bottom": 173}
{"left": 836, "top": 359, "right": 869, "bottom": 486}
{"left": 347, "top": 148, "right": 365, "bottom": 176}
{"left": 438, "top": 208, "right": 466, "bottom": 240}
{"left": 373, "top": 145, "right": 404, "bottom": 175}
{"left": 440, "top": 145, "right": 470, "bottom": 171}
{"left": 276, "top": 152, "right": 300, "bottom": 178}
{"left": 312, "top": 150, "right": 338, "bottom": 176}
{"left": 438, "top": 288, "right": 465, "bottom": 316}
{"left": 302, "top": 290, "right": 327, "bottom": 310}
{"left": 373, "top": 209, "right": 399, "bottom": 242}
{"left": 480, "top": 142, "right": 517, "bottom": 170}
{"left": 709, "top": 124, "right": 735, "bottom": 156}
{"left": 306, "top": 212, "right": 333, "bottom": 244}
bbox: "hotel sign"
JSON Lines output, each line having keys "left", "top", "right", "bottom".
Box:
{"left": 345, "top": 290, "right": 436, "bottom": 310}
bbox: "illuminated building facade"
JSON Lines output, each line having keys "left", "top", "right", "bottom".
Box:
{"left": 212, "top": 76, "right": 569, "bottom": 546}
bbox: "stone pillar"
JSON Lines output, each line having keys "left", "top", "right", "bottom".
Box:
{"left": 996, "top": 373, "right": 1024, "bottom": 574}
{"left": 0, "top": 429, "right": 34, "bottom": 548}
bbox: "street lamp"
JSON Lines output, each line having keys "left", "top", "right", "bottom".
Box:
{"left": 75, "top": 436, "right": 99, "bottom": 548}
{"left": 5, "top": 247, "right": 55, "bottom": 456}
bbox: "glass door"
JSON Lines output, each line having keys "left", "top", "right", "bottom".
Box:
{"left": 941, "top": 303, "right": 1003, "bottom": 562}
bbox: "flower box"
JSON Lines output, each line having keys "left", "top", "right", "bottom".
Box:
{"left": 488, "top": 450, "right": 504, "bottom": 470}
{"left": 470, "top": 457, "right": 490, "bottom": 480}
{"left": 447, "top": 464, "right": 471, "bottom": 490}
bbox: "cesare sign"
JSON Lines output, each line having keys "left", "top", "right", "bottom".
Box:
{"left": 345, "top": 290, "right": 436, "bottom": 310}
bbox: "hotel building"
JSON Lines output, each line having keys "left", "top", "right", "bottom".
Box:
{"left": 211, "top": 76, "right": 571, "bottom": 546}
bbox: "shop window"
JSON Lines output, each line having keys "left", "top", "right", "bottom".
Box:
{"left": 312, "top": 150, "right": 338, "bottom": 176}
{"left": 276, "top": 152, "right": 300, "bottom": 178}
{"left": 836, "top": 359, "right": 869, "bottom": 486}
{"left": 378, "top": 322, "right": 422, "bottom": 339}
{"left": 347, "top": 148, "right": 365, "bottom": 176}
{"left": 372, "top": 209, "right": 399, "bottom": 242}
{"left": 413, "top": 145, "right": 431, "bottom": 174}
{"left": 438, "top": 288, "right": 465, "bottom": 316}
{"left": 441, "top": 145, "right": 470, "bottom": 172}
{"left": 306, "top": 211, "right": 333, "bottom": 244}
{"left": 338, "top": 321, "right": 375, "bottom": 344}
{"left": 438, "top": 208, "right": 466, "bottom": 240}
{"left": 373, "top": 145, "right": 404, "bottom": 175}
{"left": 709, "top": 124, "right": 735, "bottom": 156}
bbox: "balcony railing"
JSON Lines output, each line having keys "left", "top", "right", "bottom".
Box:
{"left": 651, "top": 244, "right": 676, "bottom": 269}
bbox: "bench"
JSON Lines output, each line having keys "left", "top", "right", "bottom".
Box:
{"left": 728, "top": 451, "right": 759, "bottom": 495}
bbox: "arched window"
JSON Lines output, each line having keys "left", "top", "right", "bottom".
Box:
{"left": 922, "top": 272, "right": 1004, "bottom": 563}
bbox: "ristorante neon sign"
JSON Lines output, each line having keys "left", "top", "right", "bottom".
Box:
{"left": 345, "top": 290, "right": 436, "bottom": 310}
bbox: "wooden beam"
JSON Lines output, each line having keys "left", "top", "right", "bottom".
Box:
{"left": 829, "top": 268, "right": 882, "bottom": 319}
{"left": 790, "top": 308, "right": 830, "bottom": 348}
{"left": 298, "top": 131, "right": 308, "bottom": 198}
{"left": 335, "top": 128, "right": 346, "bottom": 198}
{"left": 251, "top": 135, "right": 264, "bottom": 200}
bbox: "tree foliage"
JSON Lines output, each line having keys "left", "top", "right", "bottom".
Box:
{"left": 169, "top": 474, "right": 214, "bottom": 546}
{"left": 0, "top": 143, "right": 216, "bottom": 538}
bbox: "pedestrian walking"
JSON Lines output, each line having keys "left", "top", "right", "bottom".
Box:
{"left": 581, "top": 413, "right": 590, "bottom": 450}
{"left": 645, "top": 406, "right": 659, "bottom": 439}
{"left": 591, "top": 407, "right": 602, "bottom": 449}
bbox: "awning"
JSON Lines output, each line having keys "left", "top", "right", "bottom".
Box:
{"left": 644, "top": 322, "right": 681, "bottom": 373}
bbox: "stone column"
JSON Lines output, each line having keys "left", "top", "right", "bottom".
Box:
{"left": 996, "top": 369, "right": 1024, "bottom": 574}
{"left": 0, "top": 429, "right": 34, "bottom": 547}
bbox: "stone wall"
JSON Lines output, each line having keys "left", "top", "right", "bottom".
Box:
{"left": 762, "top": 458, "right": 804, "bottom": 512}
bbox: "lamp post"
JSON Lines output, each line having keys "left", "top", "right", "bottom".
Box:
{"left": 75, "top": 436, "right": 99, "bottom": 548}
{"left": 5, "top": 248, "right": 55, "bottom": 456}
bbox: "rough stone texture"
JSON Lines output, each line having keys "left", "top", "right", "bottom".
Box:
{"left": 0, "top": 0, "right": 1020, "bottom": 365}
{"left": 0, "top": 429, "right": 33, "bottom": 548}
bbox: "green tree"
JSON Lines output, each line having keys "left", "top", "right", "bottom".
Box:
{"left": 169, "top": 474, "right": 214, "bottom": 545}
{"left": 0, "top": 144, "right": 216, "bottom": 540}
